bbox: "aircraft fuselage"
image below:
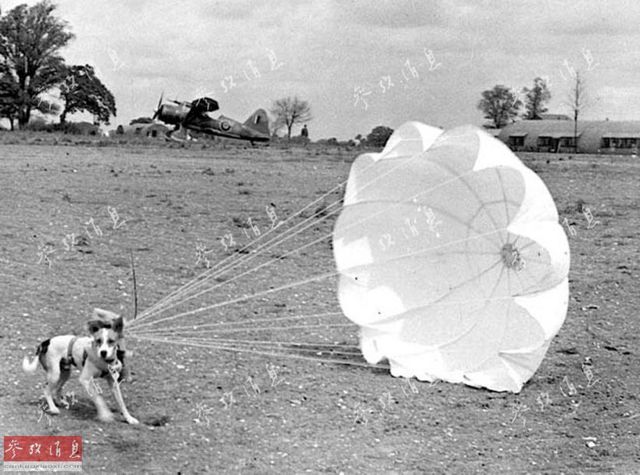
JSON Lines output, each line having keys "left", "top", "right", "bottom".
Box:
{"left": 155, "top": 100, "right": 270, "bottom": 143}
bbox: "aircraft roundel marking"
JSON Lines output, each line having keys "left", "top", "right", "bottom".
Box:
{"left": 221, "top": 121, "right": 231, "bottom": 131}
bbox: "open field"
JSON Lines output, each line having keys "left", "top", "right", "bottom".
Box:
{"left": 1, "top": 140, "right": 639, "bottom": 473}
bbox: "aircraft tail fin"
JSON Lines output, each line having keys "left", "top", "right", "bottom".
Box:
{"left": 244, "top": 109, "right": 270, "bottom": 136}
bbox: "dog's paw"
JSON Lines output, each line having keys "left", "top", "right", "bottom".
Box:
{"left": 126, "top": 416, "right": 139, "bottom": 425}
{"left": 47, "top": 406, "right": 61, "bottom": 415}
{"left": 54, "top": 397, "right": 69, "bottom": 409}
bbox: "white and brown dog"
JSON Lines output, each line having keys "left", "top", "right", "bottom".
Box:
{"left": 22, "top": 309, "right": 138, "bottom": 425}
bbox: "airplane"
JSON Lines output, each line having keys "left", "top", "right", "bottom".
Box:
{"left": 151, "top": 94, "right": 270, "bottom": 144}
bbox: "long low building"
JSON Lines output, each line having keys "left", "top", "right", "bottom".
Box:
{"left": 498, "top": 120, "right": 640, "bottom": 154}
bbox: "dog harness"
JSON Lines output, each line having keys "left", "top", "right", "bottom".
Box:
{"left": 60, "top": 336, "right": 87, "bottom": 371}
{"left": 61, "top": 336, "right": 121, "bottom": 379}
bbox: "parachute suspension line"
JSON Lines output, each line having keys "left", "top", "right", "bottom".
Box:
{"left": 137, "top": 146, "right": 449, "bottom": 323}
{"left": 129, "top": 334, "right": 391, "bottom": 370}
{"left": 126, "top": 311, "right": 344, "bottom": 334}
{"left": 130, "top": 218, "right": 341, "bottom": 329}
{"left": 131, "top": 322, "right": 355, "bottom": 337}
{"left": 134, "top": 199, "right": 344, "bottom": 324}
{"left": 136, "top": 200, "right": 341, "bottom": 320}
{"left": 138, "top": 179, "right": 351, "bottom": 320}
{"left": 129, "top": 270, "right": 339, "bottom": 330}
{"left": 129, "top": 338, "right": 365, "bottom": 360}
{"left": 131, "top": 293, "right": 525, "bottom": 337}
{"left": 133, "top": 166, "right": 485, "bottom": 328}
{"left": 126, "top": 335, "right": 361, "bottom": 353}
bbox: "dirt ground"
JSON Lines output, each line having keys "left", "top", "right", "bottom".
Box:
{"left": 0, "top": 138, "right": 638, "bottom": 474}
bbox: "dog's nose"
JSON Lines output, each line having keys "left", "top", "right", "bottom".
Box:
{"left": 100, "top": 350, "right": 108, "bottom": 358}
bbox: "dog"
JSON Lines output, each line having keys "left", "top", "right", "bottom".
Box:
{"left": 22, "top": 308, "right": 139, "bottom": 425}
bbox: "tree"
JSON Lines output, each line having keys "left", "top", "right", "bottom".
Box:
{"left": 0, "top": 72, "right": 19, "bottom": 130}
{"left": 270, "top": 96, "right": 312, "bottom": 139}
{"left": 0, "top": 1, "right": 74, "bottom": 128}
{"left": 564, "top": 71, "right": 588, "bottom": 153}
{"left": 366, "top": 125, "right": 394, "bottom": 148}
{"left": 477, "top": 85, "right": 522, "bottom": 129}
{"left": 59, "top": 65, "right": 116, "bottom": 124}
{"left": 523, "top": 77, "right": 551, "bottom": 120}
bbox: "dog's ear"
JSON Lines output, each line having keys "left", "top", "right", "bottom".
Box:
{"left": 93, "top": 308, "right": 118, "bottom": 322}
{"left": 112, "top": 315, "right": 125, "bottom": 336}
{"left": 87, "top": 319, "right": 105, "bottom": 335}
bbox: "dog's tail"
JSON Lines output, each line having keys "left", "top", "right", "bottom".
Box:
{"left": 22, "top": 339, "right": 49, "bottom": 374}
{"left": 22, "top": 355, "right": 40, "bottom": 374}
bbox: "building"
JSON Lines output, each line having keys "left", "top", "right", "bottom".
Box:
{"left": 538, "top": 113, "right": 571, "bottom": 121}
{"left": 73, "top": 121, "right": 102, "bottom": 136}
{"left": 499, "top": 120, "right": 640, "bottom": 154}
{"left": 115, "top": 123, "right": 169, "bottom": 138}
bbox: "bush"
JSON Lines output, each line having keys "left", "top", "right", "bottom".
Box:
{"left": 366, "top": 125, "right": 394, "bottom": 148}
{"left": 24, "top": 120, "right": 101, "bottom": 135}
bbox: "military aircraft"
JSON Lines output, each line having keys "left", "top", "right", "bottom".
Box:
{"left": 152, "top": 94, "right": 270, "bottom": 144}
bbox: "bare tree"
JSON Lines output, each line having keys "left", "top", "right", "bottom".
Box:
{"left": 565, "top": 71, "right": 589, "bottom": 152}
{"left": 271, "top": 96, "right": 312, "bottom": 139}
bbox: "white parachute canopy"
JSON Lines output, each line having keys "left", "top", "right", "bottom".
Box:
{"left": 333, "top": 122, "right": 570, "bottom": 393}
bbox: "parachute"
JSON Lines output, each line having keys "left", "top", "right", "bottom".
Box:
{"left": 333, "top": 122, "right": 570, "bottom": 392}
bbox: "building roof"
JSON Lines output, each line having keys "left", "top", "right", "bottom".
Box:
{"left": 539, "top": 131, "right": 580, "bottom": 138}
{"left": 601, "top": 131, "right": 640, "bottom": 138}
{"left": 502, "top": 120, "right": 640, "bottom": 137}
{"left": 539, "top": 113, "right": 571, "bottom": 120}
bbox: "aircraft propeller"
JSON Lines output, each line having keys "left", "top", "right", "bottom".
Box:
{"left": 152, "top": 92, "right": 164, "bottom": 120}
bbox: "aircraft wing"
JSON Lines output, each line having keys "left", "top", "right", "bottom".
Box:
{"left": 182, "top": 97, "right": 220, "bottom": 125}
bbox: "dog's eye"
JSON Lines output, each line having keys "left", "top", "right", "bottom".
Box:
{"left": 108, "top": 339, "right": 115, "bottom": 345}
{"left": 96, "top": 339, "right": 103, "bottom": 345}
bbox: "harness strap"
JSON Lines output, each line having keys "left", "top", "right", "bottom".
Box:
{"left": 62, "top": 336, "right": 79, "bottom": 368}
{"left": 64, "top": 336, "right": 111, "bottom": 378}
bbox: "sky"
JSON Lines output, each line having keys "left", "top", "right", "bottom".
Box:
{"left": 2, "top": 0, "right": 640, "bottom": 140}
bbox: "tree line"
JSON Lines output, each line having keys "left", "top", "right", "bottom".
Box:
{"left": 0, "top": 1, "right": 116, "bottom": 130}
{"left": 478, "top": 73, "right": 588, "bottom": 130}
{"left": 477, "top": 77, "right": 551, "bottom": 129}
